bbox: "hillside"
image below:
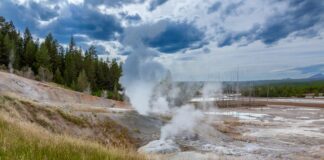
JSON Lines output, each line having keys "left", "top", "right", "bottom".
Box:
{"left": 0, "top": 71, "right": 151, "bottom": 159}
{"left": 0, "top": 71, "right": 127, "bottom": 108}
{"left": 0, "top": 109, "right": 145, "bottom": 160}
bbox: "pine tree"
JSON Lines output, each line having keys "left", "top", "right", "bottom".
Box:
{"left": 0, "top": 34, "right": 13, "bottom": 66}
{"left": 0, "top": 18, "right": 124, "bottom": 101}
{"left": 0, "top": 32, "right": 5, "bottom": 67}
{"left": 84, "top": 46, "right": 97, "bottom": 89}
{"left": 54, "top": 68, "right": 64, "bottom": 84}
{"left": 64, "top": 53, "right": 76, "bottom": 86}
{"left": 23, "top": 28, "right": 32, "bottom": 48}
{"left": 68, "top": 36, "right": 75, "bottom": 53}
{"left": 22, "top": 28, "right": 32, "bottom": 66}
{"left": 76, "top": 70, "right": 89, "bottom": 92}
{"left": 36, "top": 43, "right": 51, "bottom": 70}
{"left": 44, "top": 33, "right": 60, "bottom": 72}
{"left": 110, "top": 59, "right": 122, "bottom": 91}
{"left": 13, "top": 35, "right": 23, "bottom": 70}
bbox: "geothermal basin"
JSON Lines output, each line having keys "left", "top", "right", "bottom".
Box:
{"left": 131, "top": 101, "right": 324, "bottom": 160}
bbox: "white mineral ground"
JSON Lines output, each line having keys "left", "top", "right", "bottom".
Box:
{"left": 139, "top": 98, "right": 324, "bottom": 159}
{"left": 138, "top": 139, "right": 180, "bottom": 154}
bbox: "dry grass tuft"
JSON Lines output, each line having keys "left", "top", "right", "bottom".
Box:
{"left": 0, "top": 95, "right": 146, "bottom": 159}
{"left": 0, "top": 114, "right": 146, "bottom": 160}
{"left": 56, "top": 109, "right": 89, "bottom": 127}
{"left": 0, "top": 95, "right": 147, "bottom": 160}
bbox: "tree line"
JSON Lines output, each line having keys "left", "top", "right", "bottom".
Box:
{"left": 0, "top": 16, "right": 123, "bottom": 100}
{"left": 240, "top": 81, "right": 324, "bottom": 98}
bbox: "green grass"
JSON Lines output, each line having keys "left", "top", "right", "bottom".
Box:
{"left": 0, "top": 116, "right": 146, "bottom": 160}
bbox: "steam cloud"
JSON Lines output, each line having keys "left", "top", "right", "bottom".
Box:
{"left": 9, "top": 49, "right": 14, "bottom": 73}
{"left": 120, "top": 21, "right": 170, "bottom": 115}
{"left": 120, "top": 21, "right": 221, "bottom": 141}
{"left": 160, "top": 105, "right": 203, "bottom": 140}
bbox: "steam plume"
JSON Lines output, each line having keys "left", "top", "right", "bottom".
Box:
{"left": 120, "top": 21, "right": 221, "bottom": 141}
{"left": 9, "top": 49, "right": 14, "bottom": 73}
{"left": 120, "top": 21, "right": 169, "bottom": 115}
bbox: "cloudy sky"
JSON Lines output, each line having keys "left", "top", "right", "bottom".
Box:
{"left": 1, "top": 0, "right": 324, "bottom": 81}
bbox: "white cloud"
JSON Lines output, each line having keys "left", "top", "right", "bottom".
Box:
{"left": 3, "top": 0, "right": 324, "bottom": 80}
{"left": 67, "top": 0, "right": 83, "bottom": 5}
{"left": 160, "top": 32, "right": 324, "bottom": 81}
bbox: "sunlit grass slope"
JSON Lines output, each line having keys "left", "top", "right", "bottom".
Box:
{"left": 0, "top": 96, "right": 146, "bottom": 160}
{"left": 0, "top": 116, "right": 146, "bottom": 160}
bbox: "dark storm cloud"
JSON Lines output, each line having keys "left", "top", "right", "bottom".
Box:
{"left": 223, "top": 1, "right": 243, "bottom": 15}
{"left": 85, "top": 0, "right": 145, "bottom": 7}
{"left": 0, "top": 1, "right": 123, "bottom": 44}
{"left": 120, "top": 12, "right": 142, "bottom": 23}
{"left": 218, "top": 0, "right": 324, "bottom": 47}
{"left": 258, "top": 0, "right": 324, "bottom": 44}
{"left": 47, "top": 5, "right": 123, "bottom": 43}
{"left": 217, "top": 25, "right": 259, "bottom": 47}
{"left": 143, "top": 21, "right": 205, "bottom": 53}
{"left": 148, "top": 0, "right": 168, "bottom": 11}
{"left": 125, "top": 14, "right": 141, "bottom": 22}
{"left": 29, "top": 2, "right": 59, "bottom": 21}
{"left": 207, "top": 2, "right": 222, "bottom": 14}
{"left": 291, "top": 64, "right": 324, "bottom": 74}
{"left": 0, "top": 0, "right": 57, "bottom": 31}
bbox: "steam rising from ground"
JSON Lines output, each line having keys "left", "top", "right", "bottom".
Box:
{"left": 160, "top": 105, "right": 203, "bottom": 140}
{"left": 120, "top": 22, "right": 169, "bottom": 115}
{"left": 120, "top": 23, "right": 221, "bottom": 143}
{"left": 9, "top": 50, "right": 14, "bottom": 73}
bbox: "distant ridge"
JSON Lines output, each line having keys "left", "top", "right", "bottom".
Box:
{"left": 307, "top": 73, "right": 324, "bottom": 80}
{"left": 178, "top": 73, "right": 324, "bottom": 84}
{"left": 222, "top": 73, "right": 324, "bottom": 87}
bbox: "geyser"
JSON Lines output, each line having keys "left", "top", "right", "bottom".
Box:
{"left": 160, "top": 105, "right": 203, "bottom": 140}
{"left": 120, "top": 22, "right": 221, "bottom": 154}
